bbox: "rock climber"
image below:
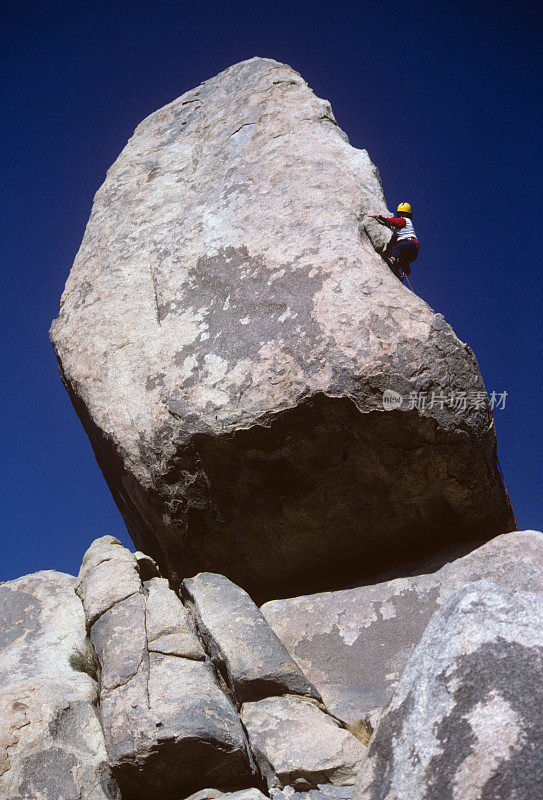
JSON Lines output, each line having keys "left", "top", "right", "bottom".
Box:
{"left": 370, "top": 203, "right": 419, "bottom": 282}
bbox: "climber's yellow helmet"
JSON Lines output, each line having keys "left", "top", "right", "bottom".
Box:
{"left": 397, "top": 202, "right": 412, "bottom": 215}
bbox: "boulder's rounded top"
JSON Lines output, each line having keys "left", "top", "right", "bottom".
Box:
{"left": 50, "top": 55, "right": 443, "bottom": 452}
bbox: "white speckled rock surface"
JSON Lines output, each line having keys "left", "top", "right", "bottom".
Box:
{"left": 261, "top": 530, "right": 543, "bottom": 726}
{"left": 50, "top": 57, "right": 514, "bottom": 600}
{"left": 354, "top": 580, "right": 543, "bottom": 800}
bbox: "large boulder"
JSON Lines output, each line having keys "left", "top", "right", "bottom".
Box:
{"left": 50, "top": 57, "right": 514, "bottom": 601}
{"left": 355, "top": 580, "right": 543, "bottom": 800}
{"left": 0, "top": 570, "right": 120, "bottom": 800}
{"left": 262, "top": 530, "right": 543, "bottom": 726}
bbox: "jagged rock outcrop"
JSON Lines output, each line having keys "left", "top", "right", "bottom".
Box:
{"left": 73, "top": 536, "right": 365, "bottom": 799}
{"left": 262, "top": 530, "right": 543, "bottom": 726}
{"left": 77, "top": 537, "right": 257, "bottom": 800}
{"left": 355, "top": 580, "right": 543, "bottom": 800}
{"left": 50, "top": 57, "right": 514, "bottom": 602}
{"left": 0, "top": 570, "right": 120, "bottom": 800}
{"left": 181, "top": 571, "right": 365, "bottom": 792}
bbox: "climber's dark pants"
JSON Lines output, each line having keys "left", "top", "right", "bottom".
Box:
{"left": 390, "top": 239, "right": 419, "bottom": 273}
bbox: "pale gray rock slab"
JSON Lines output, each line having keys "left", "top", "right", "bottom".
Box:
{"left": 79, "top": 540, "right": 256, "bottom": 798}
{"left": 50, "top": 57, "right": 514, "bottom": 602}
{"left": 184, "top": 791, "right": 226, "bottom": 800}
{"left": 78, "top": 534, "right": 134, "bottom": 575}
{"left": 0, "top": 570, "right": 120, "bottom": 800}
{"left": 183, "top": 572, "right": 320, "bottom": 702}
{"left": 355, "top": 580, "right": 543, "bottom": 800}
{"left": 241, "top": 695, "right": 366, "bottom": 790}
{"left": 98, "top": 666, "right": 150, "bottom": 767}
{"left": 185, "top": 790, "right": 269, "bottom": 800}
{"left": 101, "top": 655, "right": 255, "bottom": 799}
{"left": 146, "top": 652, "right": 249, "bottom": 750}
{"left": 90, "top": 591, "right": 147, "bottom": 691}
{"left": 262, "top": 531, "right": 543, "bottom": 725}
{"left": 145, "top": 576, "right": 205, "bottom": 658}
{"left": 271, "top": 786, "right": 354, "bottom": 800}
{"left": 76, "top": 536, "right": 142, "bottom": 628}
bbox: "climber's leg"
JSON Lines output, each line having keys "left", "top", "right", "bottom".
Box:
{"left": 391, "top": 240, "right": 418, "bottom": 278}
{"left": 387, "top": 254, "right": 404, "bottom": 281}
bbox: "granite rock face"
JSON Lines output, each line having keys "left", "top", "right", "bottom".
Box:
{"left": 0, "top": 570, "right": 120, "bottom": 800}
{"left": 73, "top": 536, "right": 368, "bottom": 797}
{"left": 180, "top": 571, "right": 367, "bottom": 792}
{"left": 271, "top": 786, "right": 354, "bottom": 800}
{"left": 77, "top": 538, "right": 256, "bottom": 800}
{"left": 262, "top": 530, "right": 543, "bottom": 726}
{"left": 146, "top": 576, "right": 205, "bottom": 658}
{"left": 50, "top": 57, "right": 514, "bottom": 601}
{"left": 355, "top": 580, "right": 543, "bottom": 800}
{"left": 241, "top": 695, "right": 366, "bottom": 790}
{"left": 183, "top": 572, "right": 321, "bottom": 703}
{"left": 186, "top": 791, "right": 270, "bottom": 800}
{"left": 76, "top": 534, "right": 142, "bottom": 627}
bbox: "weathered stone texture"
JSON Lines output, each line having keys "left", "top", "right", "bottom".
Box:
{"left": 77, "top": 538, "right": 255, "bottom": 800}
{"left": 241, "top": 695, "right": 366, "bottom": 790}
{"left": 50, "top": 57, "right": 514, "bottom": 601}
{"left": 0, "top": 570, "right": 120, "bottom": 800}
{"left": 262, "top": 530, "right": 543, "bottom": 726}
{"left": 146, "top": 576, "right": 205, "bottom": 658}
{"left": 76, "top": 534, "right": 141, "bottom": 628}
{"left": 355, "top": 580, "right": 543, "bottom": 800}
{"left": 183, "top": 572, "right": 320, "bottom": 702}
{"left": 100, "top": 655, "right": 254, "bottom": 800}
{"left": 186, "top": 789, "right": 270, "bottom": 800}
{"left": 271, "top": 785, "right": 354, "bottom": 800}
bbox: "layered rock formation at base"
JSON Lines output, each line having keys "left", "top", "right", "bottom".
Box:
{"left": 76, "top": 538, "right": 257, "bottom": 799}
{"left": 50, "top": 57, "right": 514, "bottom": 602}
{"left": 2, "top": 532, "right": 541, "bottom": 799}
{"left": 66, "top": 536, "right": 366, "bottom": 799}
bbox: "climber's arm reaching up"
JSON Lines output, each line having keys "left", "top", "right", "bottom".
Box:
{"left": 369, "top": 214, "right": 407, "bottom": 229}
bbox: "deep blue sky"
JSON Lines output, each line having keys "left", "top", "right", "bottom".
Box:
{"left": 2, "top": 0, "right": 542, "bottom": 581}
